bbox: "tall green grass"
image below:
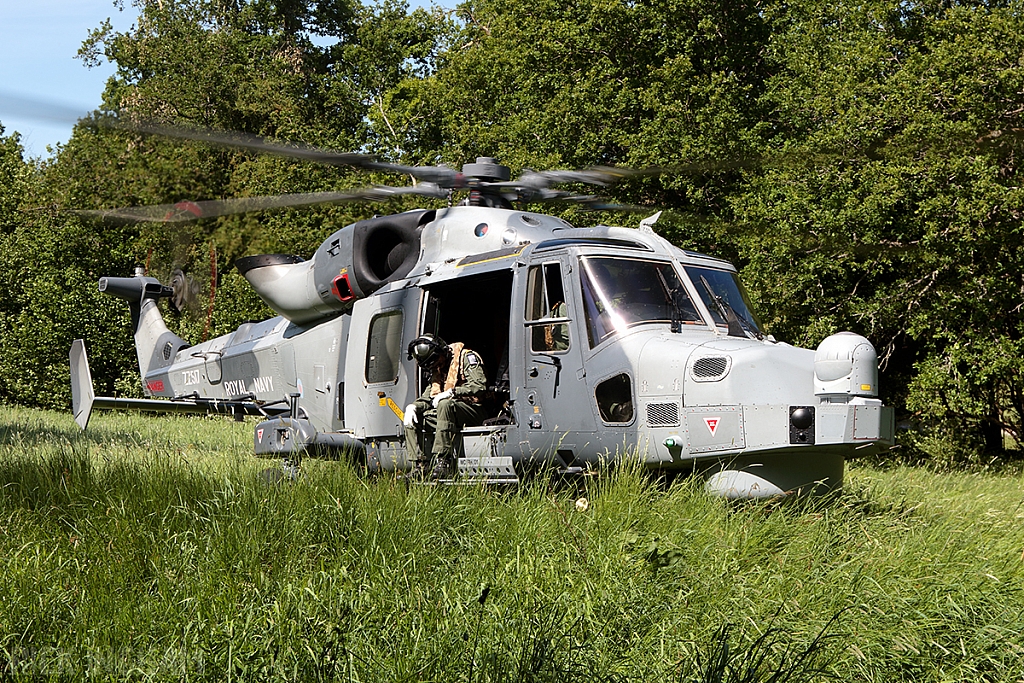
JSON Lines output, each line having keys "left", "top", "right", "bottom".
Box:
{"left": 1, "top": 405, "right": 1023, "bottom": 681}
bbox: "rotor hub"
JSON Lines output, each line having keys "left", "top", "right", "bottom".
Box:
{"left": 461, "top": 157, "right": 510, "bottom": 182}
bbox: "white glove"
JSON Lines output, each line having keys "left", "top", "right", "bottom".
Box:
{"left": 432, "top": 389, "right": 454, "bottom": 408}
{"left": 403, "top": 404, "right": 418, "bottom": 428}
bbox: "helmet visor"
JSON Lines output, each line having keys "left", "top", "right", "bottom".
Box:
{"left": 409, "top": 337, "right": 445, "bottom": 369}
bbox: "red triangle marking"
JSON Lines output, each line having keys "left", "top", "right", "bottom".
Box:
{"left": 257, "top": 428, "right": 264, "bottom": 443}
{"left": 704, "top": 417, "right": 720, "bottom": 436}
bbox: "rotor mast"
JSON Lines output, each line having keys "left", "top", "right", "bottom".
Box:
{"left": 462, "top": 157, "right": 513, "bottom": 209}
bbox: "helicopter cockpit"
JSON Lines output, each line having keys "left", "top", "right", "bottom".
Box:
{"left": 572, "top": 251, "right": 766, "bottom": 348}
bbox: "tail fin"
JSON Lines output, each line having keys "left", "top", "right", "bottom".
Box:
{"left": 98, "top": 272, "right": 189, "bottom": 382}
{"left": 69, "top": 339, "right": 96, "bottom": 430}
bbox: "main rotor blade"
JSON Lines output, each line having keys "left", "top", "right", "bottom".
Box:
{"left": 518, "top": 166, "right": 661, "bottom": 188}
{"left": 119, "top": 121, "right": 463, "bottom": 186}
{"left": 76, "top": 184, "right": 449, "bottom": 224}
{"left": 119, "top": 121, "right": 386, "bottom": 169}
{"left": 122, "top": 120, "right": 764, "bottom": 186}
{"left": 356, "top": 183, "right": 450, "bottom": 201}
{"left": 540, "top": 193, "right": 647, "bottom": 212}
{"left": 497, "top": 184, "right": 645, "bottom": 212}
{"left": 484, "top": 166, "right": 661, "bottom": 194}
{"left": 360, "top": 160, "right": 461, "bottom": 186}
{"left": 0, "top": 90, "right": 91, "bottom": 125}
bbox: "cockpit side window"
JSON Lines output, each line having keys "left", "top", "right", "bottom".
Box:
{"left": 595, "top": 373, "right": 634, "bottom": 423}
{"left": 579, "top": 257, "right": 703, "bottom": 347}
{"left": 525, "top": 263, "right": 570, "bottom": 352}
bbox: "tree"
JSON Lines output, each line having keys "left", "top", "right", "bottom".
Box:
{"left": 734, "top": 0, "right": 1024, "bottom": 454}
{"left": 0, "top": 124, "right": 142, "bottom": 407}
{"left": 376, "top": 0, "right": 768, "bottom": 192}
{"left": 0, "top": 0, "right": 450, "bottom": 406}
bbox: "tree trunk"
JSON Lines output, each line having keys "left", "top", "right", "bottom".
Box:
{"left": 981, "top": 382, "right": 1005, "bottom": 456}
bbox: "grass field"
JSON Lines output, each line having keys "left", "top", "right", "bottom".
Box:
{"left": 1, "top": 405, "right": 1023, "bottom": 682}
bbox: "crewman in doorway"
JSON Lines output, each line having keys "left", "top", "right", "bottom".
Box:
{"left": 403, "top": 334, "right": 489, "bottom": 480}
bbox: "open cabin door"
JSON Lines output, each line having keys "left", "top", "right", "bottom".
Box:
{"left": 417, "top": 270, "right": 515, "bottom": 409}
{"left": 514, "top": 253, "right": 593, "bottom": 467}
{"left": 343, "top": 287, "right": 422, "bottom": 439}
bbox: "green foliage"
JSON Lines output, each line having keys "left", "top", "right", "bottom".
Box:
{"left": 0, "top": 0, "right": 450, "bottom": 404}
{"left": 0, "top": 128, "right": 139, "bottom": 406}
{"left": 378, "top": 0, "right": 767, "bottom": 175}
{"left": 731, "top": 0, "right": 1024, "bottom": 453}
{"left": 3, "top": 407, "right": 1024, "bottom": 680}
{"left": 0, "top": 126, "right": 31, "bottom": 228}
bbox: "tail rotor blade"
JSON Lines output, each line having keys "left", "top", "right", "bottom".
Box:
{"left": 202, "top": 244, "right": 217, "bottom": 343}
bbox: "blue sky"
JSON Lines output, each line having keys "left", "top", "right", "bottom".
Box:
{"left": 0, "top": 0, "right": 447, "bottom": 159}
{"left": 0, "top": 0, "right": 137, "bottom": 158}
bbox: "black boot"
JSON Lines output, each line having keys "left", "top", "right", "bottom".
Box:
{"left": 430, "top": 454, "right": 453, "bottom": 481}
{"left": 404, "top": 459, "right": 429, "bottom": 482}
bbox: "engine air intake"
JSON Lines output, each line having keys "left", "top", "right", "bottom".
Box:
{"left": 691, "top": 356, "right": 730, "bottom": 382}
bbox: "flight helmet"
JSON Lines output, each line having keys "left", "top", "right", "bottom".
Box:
{"left": 407, "top": 334, "right": 449, "bottom": 370}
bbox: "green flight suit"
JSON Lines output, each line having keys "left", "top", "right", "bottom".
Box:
{"left": 405, "top": 346, "right": 489, "bottom": 467}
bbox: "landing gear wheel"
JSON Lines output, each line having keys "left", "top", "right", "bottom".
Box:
{"left": 261, "top": 457, "right": 303, "bottom": 483}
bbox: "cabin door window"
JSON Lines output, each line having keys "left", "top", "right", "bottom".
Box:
{"left": 365, "top": 309, "right": 403, "bottom": 384}
{"left": 525, "top": 263, "right": 571, "bottom": 353}
{"left": 595, "top": 373, "right": 634, "bottom": 424}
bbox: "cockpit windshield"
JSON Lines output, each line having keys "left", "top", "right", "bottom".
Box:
{"left": 579, "top": 257, "right": 703, "bottom": 347}
{"left": 684, "top": 266, "right": 764, "bottom": 338}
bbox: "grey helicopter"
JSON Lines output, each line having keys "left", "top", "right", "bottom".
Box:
{"left": 68, "top": 131, "right": 895, "bottom": 499}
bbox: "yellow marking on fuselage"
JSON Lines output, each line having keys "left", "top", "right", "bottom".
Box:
{"left": 387, "top": 398, "right": 405, "bottom": 421}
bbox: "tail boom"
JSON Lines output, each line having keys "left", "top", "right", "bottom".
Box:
{"left": 69, "top": 339, "right": 287, "bottom": 430}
